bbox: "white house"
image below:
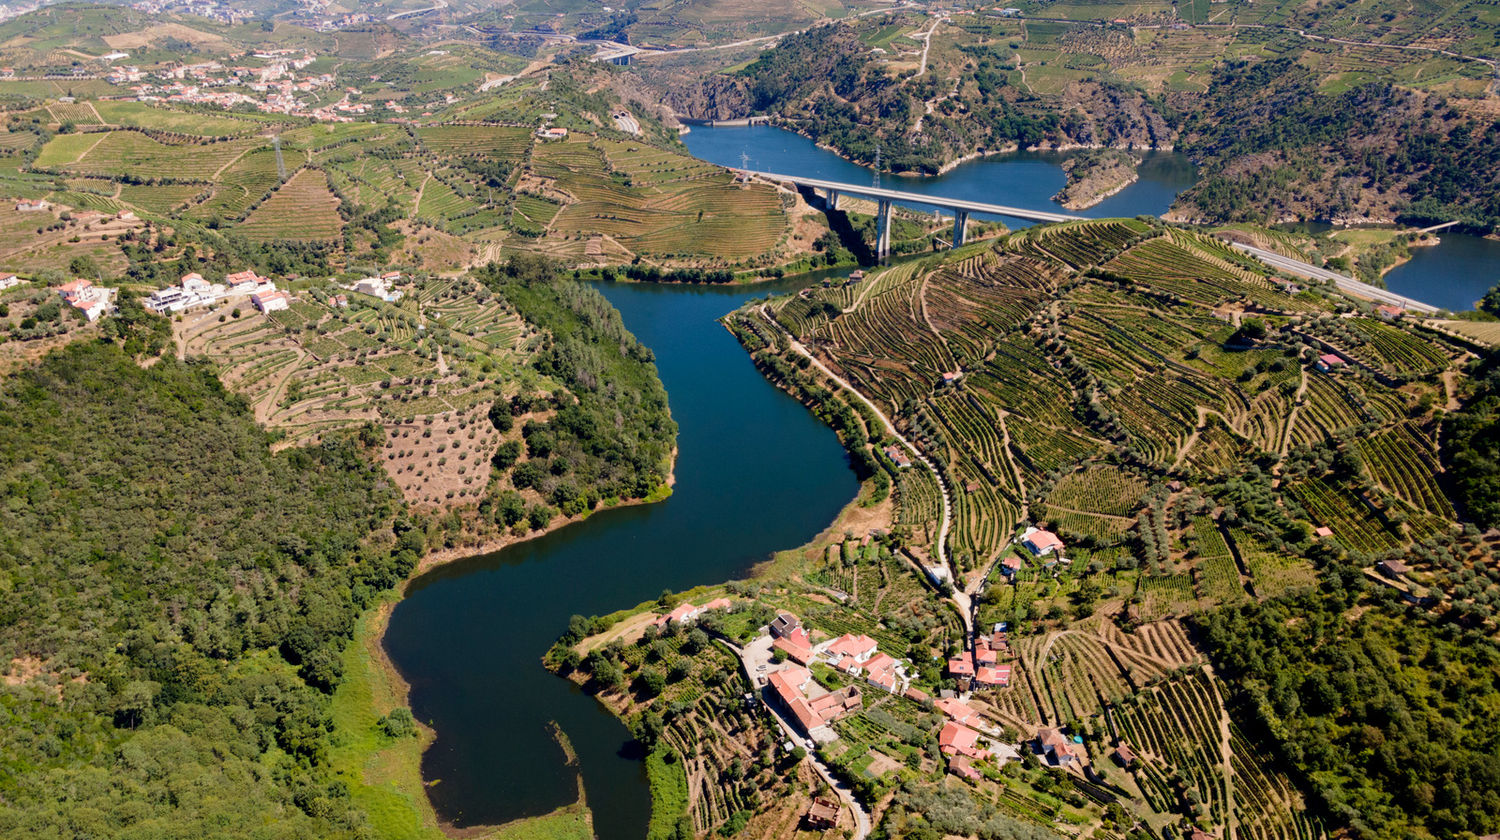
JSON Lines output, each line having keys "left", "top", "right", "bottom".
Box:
{"left": 252, "top": 289, "right": 290, "bottom": 312}
{"left": 0, "top": 273, "right": 22, "bottom": 290}
{"left": 1021, "top": 527, "right": 1064, "bottom": 557}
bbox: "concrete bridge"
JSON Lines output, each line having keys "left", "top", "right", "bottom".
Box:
{"left": 746, "top": 171, "right": 1084, "bottom": 260}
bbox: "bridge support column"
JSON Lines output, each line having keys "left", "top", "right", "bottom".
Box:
{"left": 875, "top": 199, "right": 893, "bottom": 262}
{"left": 952, "top": 211, "right": 970, "bottom": 248}
{"left": 826, "top": 188, "right": 840, "bottom": 212}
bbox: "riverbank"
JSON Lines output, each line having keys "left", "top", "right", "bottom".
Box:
{"left": 331, "top": 597, "right": 599, "bottom": 840}
{"left": 415, "top": 476, "right": 675, "bottom": 574}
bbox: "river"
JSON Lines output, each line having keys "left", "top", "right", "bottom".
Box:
{"left": 683, "top": 124, "right": 1500, "bottom": 310}
{"left": 383, "top": 277, "right": 860, "bottom": 839}
{"left": 1382, "top": 232, "right": 1500, "bottom": 313}
{"left": 382, "top": 123, "right": 1498, "bottom": 840}
{"left": 679, "top": 123, "right": 1198, "bottom": 224}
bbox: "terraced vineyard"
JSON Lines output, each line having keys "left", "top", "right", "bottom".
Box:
{"left": 7, "top": 92, "right": 814, "bottom": 272}
{"left": 732, "top": 214, "right": 1470, "bottom": 632}
{"left": 238, "top": 169, "right": 344, "bottom": 242}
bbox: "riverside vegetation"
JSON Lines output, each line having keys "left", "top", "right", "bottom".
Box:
{"left": 627, "top": 1, "right": 1500, "bottom": 231}
{"left": 548, "top": 218, "right": 1500, "bottom": 840}
{"left": 0, "top": 251, "right": 678, "bottom": 838}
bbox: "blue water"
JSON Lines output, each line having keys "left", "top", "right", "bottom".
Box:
{"left": 685, "top": 124, "right": 1500, "bottom": 311}
{"left": 679, "top": 124, "right": 1198, "bottom": 226}
{"left": 1381, "top": 232, "right": 1500, "bottom": 313}
{"left": 383, "top": 278, "right": 860, "bottom": 838}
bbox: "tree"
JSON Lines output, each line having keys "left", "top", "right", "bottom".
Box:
{"left": 378, "top": 707, "right": 417, "bottom": 738}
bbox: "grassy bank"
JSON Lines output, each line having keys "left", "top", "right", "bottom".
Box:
{"left": 645, "top": 746, "right": 691, "bottom": 840}
{"left": 328, "top": 596, "right": 448, "bottom": 840}
{"left": 331, "top": 595, "right": 601, "bottom": 840}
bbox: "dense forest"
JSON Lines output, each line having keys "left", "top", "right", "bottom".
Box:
{"left": 482, "top": 256, "right": 677, "bottom": 514}
{"left": 1195, "top": 589, "right": 1500, "bottom": 838}
{"left": 1443, "top": 349, "right": 1500, "bottom": 528}
{"left": 1164, "top": 58, "right": 1500, "bottom": 229}
{"left": 0, "top": 341, "right": 421, "bottom": 836}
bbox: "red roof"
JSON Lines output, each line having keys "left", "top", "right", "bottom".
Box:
{"left": 768, "top": 667, "right": 821, "bottom": 734}
{"left": 975, "top": 664, "right": 1011, "bottom": 687}
{"left": 773, "top": 627, "right": 813, "bottom": 663}
{"left": 1024, "top": 529, "right": 1064, "bottom": 553}
{"left": 1318, "top": 353, "right": 1345, "bottom": 366}
{"left": 58, "top": 279, "right": 92, "bottom": 294}
{"left": 947, "top": 653, "right": 975, "bottom": 676}
{"left": 864, "top": 653, "right": 900, "bottom": 691}
{"left": 949, "top": 755, "right": 982, "bottom": 780}
{"left": 939, "top": 722, "right": 990, "bottom": 758}
{"left": 827, "top": 633, "right": 878, "bottom": 660}
{"left": 935, "top": 697, "right": 980, "bottom": 724}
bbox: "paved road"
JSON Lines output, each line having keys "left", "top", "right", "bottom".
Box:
{"left": 613, "top": 111, "right": 641, "bottom": 135}
{"left": 1227, "top": 241, "right": 1440, "bottom": 313}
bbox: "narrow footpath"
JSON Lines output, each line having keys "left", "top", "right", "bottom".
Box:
{"left": 758, "top": 304, "right": 969, "bottom": 636}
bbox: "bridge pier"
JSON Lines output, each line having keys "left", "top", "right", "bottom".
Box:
{"left": 952, "top": 211, "right": 970, "bottom": 248}
{"left": 875, "top": 199, "right": 893, "bottom": 262}
{"left": 826, "top": 188, "right": 840, "bottom": 212}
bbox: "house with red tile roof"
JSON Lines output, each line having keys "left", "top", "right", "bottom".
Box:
{"left": 826, "top": 633, "right": 878, "bottom": 664}
{"left": 946, "top": 652, "right": 975, "bottom": 677}
{"left": 1315, "top": 353, "right": 1346, "bottom": 372}
{"left": 1000, "top": 554, "right": 1024, "bottom": 577}
{"left": 768, "top": 666, "right": 860, "bottom": 739}
{"left": 1035, "top": 728, "right": 1078, "bottom": 766}
{"left": 57, "top": 278, "right": 92, "bottom": 301}
{"left": 863, "top": 652, "right": 901, "bottom": 692}
{"left": 939, "top": 721, "right": 991, "bottom": 759}
{"left": 974, "top": 643, "right": 998, "bottom": 667}
{"left": 1022, "top": 527, "right": 1064, "bottom": 557}
{"left": 252, "top": 289, "right": 290, "bottom": 312}
{"left": 808, "top": 685, "right": 862, "bottom": 721}
{"left": 948, "top": 755, "right": 983, "bottom": 780}
{"left": 773, "top": 626, "right": 813, "bottom": 664}
{"left": 225, "top": 270, "right": 263, "bottom": 293}
{"left": 975, "top": 664, "right": 1011, "bottom": 687}
{"left": 935, "top": 697, "right": 982, "bottom": 726}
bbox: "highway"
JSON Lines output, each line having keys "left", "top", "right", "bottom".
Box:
{"left": 1227, "top": 242, "right": 1440, "bottom": 314}
{"left": 746, "top": 171, "right": 1087, "bottom": 224}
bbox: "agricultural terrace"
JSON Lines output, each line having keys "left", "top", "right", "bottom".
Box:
{"left": 10, "top": 91, "right": 819, "bottom": 271}
{"left": 238, "top": 169, "right": 345, "bottom": 242}
{"left": 526, "top": 136, "right": 790, "bottom": 264}
{"left": 174, "top": 273, "right": 536, "bottom": 510}
{"left": 0, "top": 198, "right": 145, "bottom": 276}
{"left": 731, "top": 214, "right": 1470, "bottom": 605}
{"left": 555, "top": 600, "right": 830, "bottom": 840}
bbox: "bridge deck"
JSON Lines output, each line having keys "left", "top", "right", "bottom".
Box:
{"left": 748, "top": 171, "right": 1085, "bottom": 223}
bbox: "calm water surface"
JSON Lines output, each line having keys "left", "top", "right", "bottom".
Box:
{"left": 383, "top": 278, "right": 860, "bottom": 839}
{"left": 680, "top": 123, "right": 1197, "bottom": 225}
{"left": 1382, "top": 232, "right": 1500, "bottom": 313}
{"left": 383, "top": 123, "right": 1499, "bottom": 840}
{"left": 686, "top": 124, "right": 1500, "bottom": 310}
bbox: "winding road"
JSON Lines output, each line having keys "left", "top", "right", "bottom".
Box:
{"left": 758, "top": 302, "right": 969, "bottom": 637}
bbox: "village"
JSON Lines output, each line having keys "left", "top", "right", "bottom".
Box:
{"left": 594, "top": 521, "right": 1156, "bottom": 838}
